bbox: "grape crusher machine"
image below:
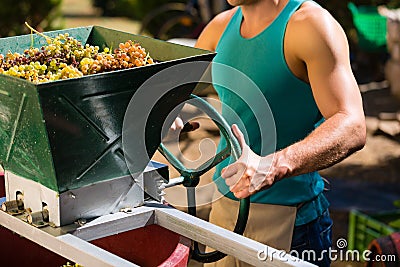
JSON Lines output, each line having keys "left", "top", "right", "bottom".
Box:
{"left": 0, "top": 26, "right": 314, "bottom": 267}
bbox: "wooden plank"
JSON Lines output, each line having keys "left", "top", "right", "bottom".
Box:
{"left": 71, "top": 206, "right": 155, "bottom": 241}
{"left": 154, "top": 206, "right": 316, "bottom": 267}
{"left": 0, "top": 210, "right": 138, "bottom": 267}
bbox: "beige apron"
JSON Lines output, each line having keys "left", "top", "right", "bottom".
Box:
{"left": 203, "top": 190, "right": 297, "bottom": 267}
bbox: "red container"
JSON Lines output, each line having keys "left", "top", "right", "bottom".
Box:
{"left": 0, "top": 223, "right": 190, "bottom": 267}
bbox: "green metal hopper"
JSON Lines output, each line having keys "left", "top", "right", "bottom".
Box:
{"left": 0, "top": 26, "right": 215, "bottom": 225}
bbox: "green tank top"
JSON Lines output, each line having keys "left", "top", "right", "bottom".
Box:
{"left": 212, "top": 0, "right": 329, "bottom": 225}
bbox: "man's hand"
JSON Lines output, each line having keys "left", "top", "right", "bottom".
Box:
{"left": 170, "top": 117, "right": 184, "bottom": 131}
{"left": 221, "top": 124, "right": 281, "bottom": 199}
{"left": 170, "top": 117, "right": 200, "bottom": 132}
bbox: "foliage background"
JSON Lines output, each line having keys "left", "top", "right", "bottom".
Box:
{"left": 317, "top": 1, "right": 400, "bottom": 45}
{"left": 92, "top": 0, "right": 400, "bottom": 41}
{"left": 0, "top": 0, "right": 62, "bottom": 37}
{"left": 92, "top": 0, "right": 186, "bottom": 19}
{"left": 2, "top": 0, "right": 400, "bottom": 39}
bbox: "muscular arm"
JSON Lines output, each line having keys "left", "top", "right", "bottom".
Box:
{"left": 223, "top": 4, "right": 366, "bottom": 198}
{"left": 277, "top": 5, "right": 366, "bottom": 178}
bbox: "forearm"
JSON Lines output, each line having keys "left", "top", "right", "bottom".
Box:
{"left": 274, "top": 112, "right": 366, "bottom": 179}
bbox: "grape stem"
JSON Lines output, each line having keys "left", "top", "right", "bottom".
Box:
{"left": 24, "top": 22, "right": 53, "bottom": 43}
{"left": 30, "top": 28, "right": 34, "bottom": 48}
{"left": 144, "top": 52, "right": 150, "bottom": 65}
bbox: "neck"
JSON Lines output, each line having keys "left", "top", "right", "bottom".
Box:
{"left": 240, "top": 0, "right": 288, "bottom": 36}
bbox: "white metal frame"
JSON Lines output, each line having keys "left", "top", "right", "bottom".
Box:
{"left": 0, "top": 203, "right": 316, "bottom": 267}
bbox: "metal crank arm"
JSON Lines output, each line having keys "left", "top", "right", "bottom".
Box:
{"left": 158, "top": 94, "right": 250, "bottom": 263}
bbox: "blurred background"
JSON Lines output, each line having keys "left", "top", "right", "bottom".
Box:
{"left": 1, "top": 0, "right": 400, "bottom": 266}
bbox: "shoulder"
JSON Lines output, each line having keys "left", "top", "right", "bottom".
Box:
{"left": 288, "top": 1, "right": 347, "bottom": 46}
{"left": 195, "top": 7, "right": 238, "bottom": 51}
{"left": 290, "top": 2, "right": 338, "bottom": 29}
{"left": 287, "top": 2, "right": 349, "bottom": 56}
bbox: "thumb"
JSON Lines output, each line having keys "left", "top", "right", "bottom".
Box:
{"left": 231, "top": 124, "right": 247, "bottom": 150}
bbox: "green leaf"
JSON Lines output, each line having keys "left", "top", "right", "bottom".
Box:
{"left": 389, "top": 218, "right": 400, "bottom": 229}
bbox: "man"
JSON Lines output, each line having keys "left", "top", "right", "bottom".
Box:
{"left": 173, "top": 0, "right": 366, "bottom": 266}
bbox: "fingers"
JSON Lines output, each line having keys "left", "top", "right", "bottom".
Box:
{"left": 251, "top": 170, "right": 278, "bottom": 195}
{"left": 231, "top": 124, "right": 246, "bottom": 150}
{"left": 249, "top": 172, "right": 271, "bottom": 193}
{"left": 176, "top": 117, "right": 184, "bottom": 129}
{"left": 222, "top": 163, "right": 253, "bottom": 194}
{"left": 234, "top": 176, "right": 273, "bottom": 198}
{"left": 221, "top": 163, "right": 245, "bottom": 189}
{"left": 222, "top": 165, "right": 275, "bottom": 198}
{"left": 221, "top": 164, "right": 240, "bottom": 180}
{"left": 230, "top": 175, "right": 250, "bottom": 192}
{"left": 223, "top": 125, "right": 277, "bottom": 198}
{"left": 170, "top": 117, "right": 184, "bottom": 131}
{"left": 234, "top": 188, "right": 251, "bottom": 199}
{"left": 221, "top": 169, "right": 242, "bottom": 190}
{"left": 170, "top": 118, "right": 201, "bottom": 133}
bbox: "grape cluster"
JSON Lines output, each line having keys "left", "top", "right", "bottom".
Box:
{"left": 0, "top": 33, "right": 155, "bottom": 83}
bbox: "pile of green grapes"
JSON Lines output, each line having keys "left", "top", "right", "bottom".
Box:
{"left": 0, "top": 32, "right": 154, "bottom": 83}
